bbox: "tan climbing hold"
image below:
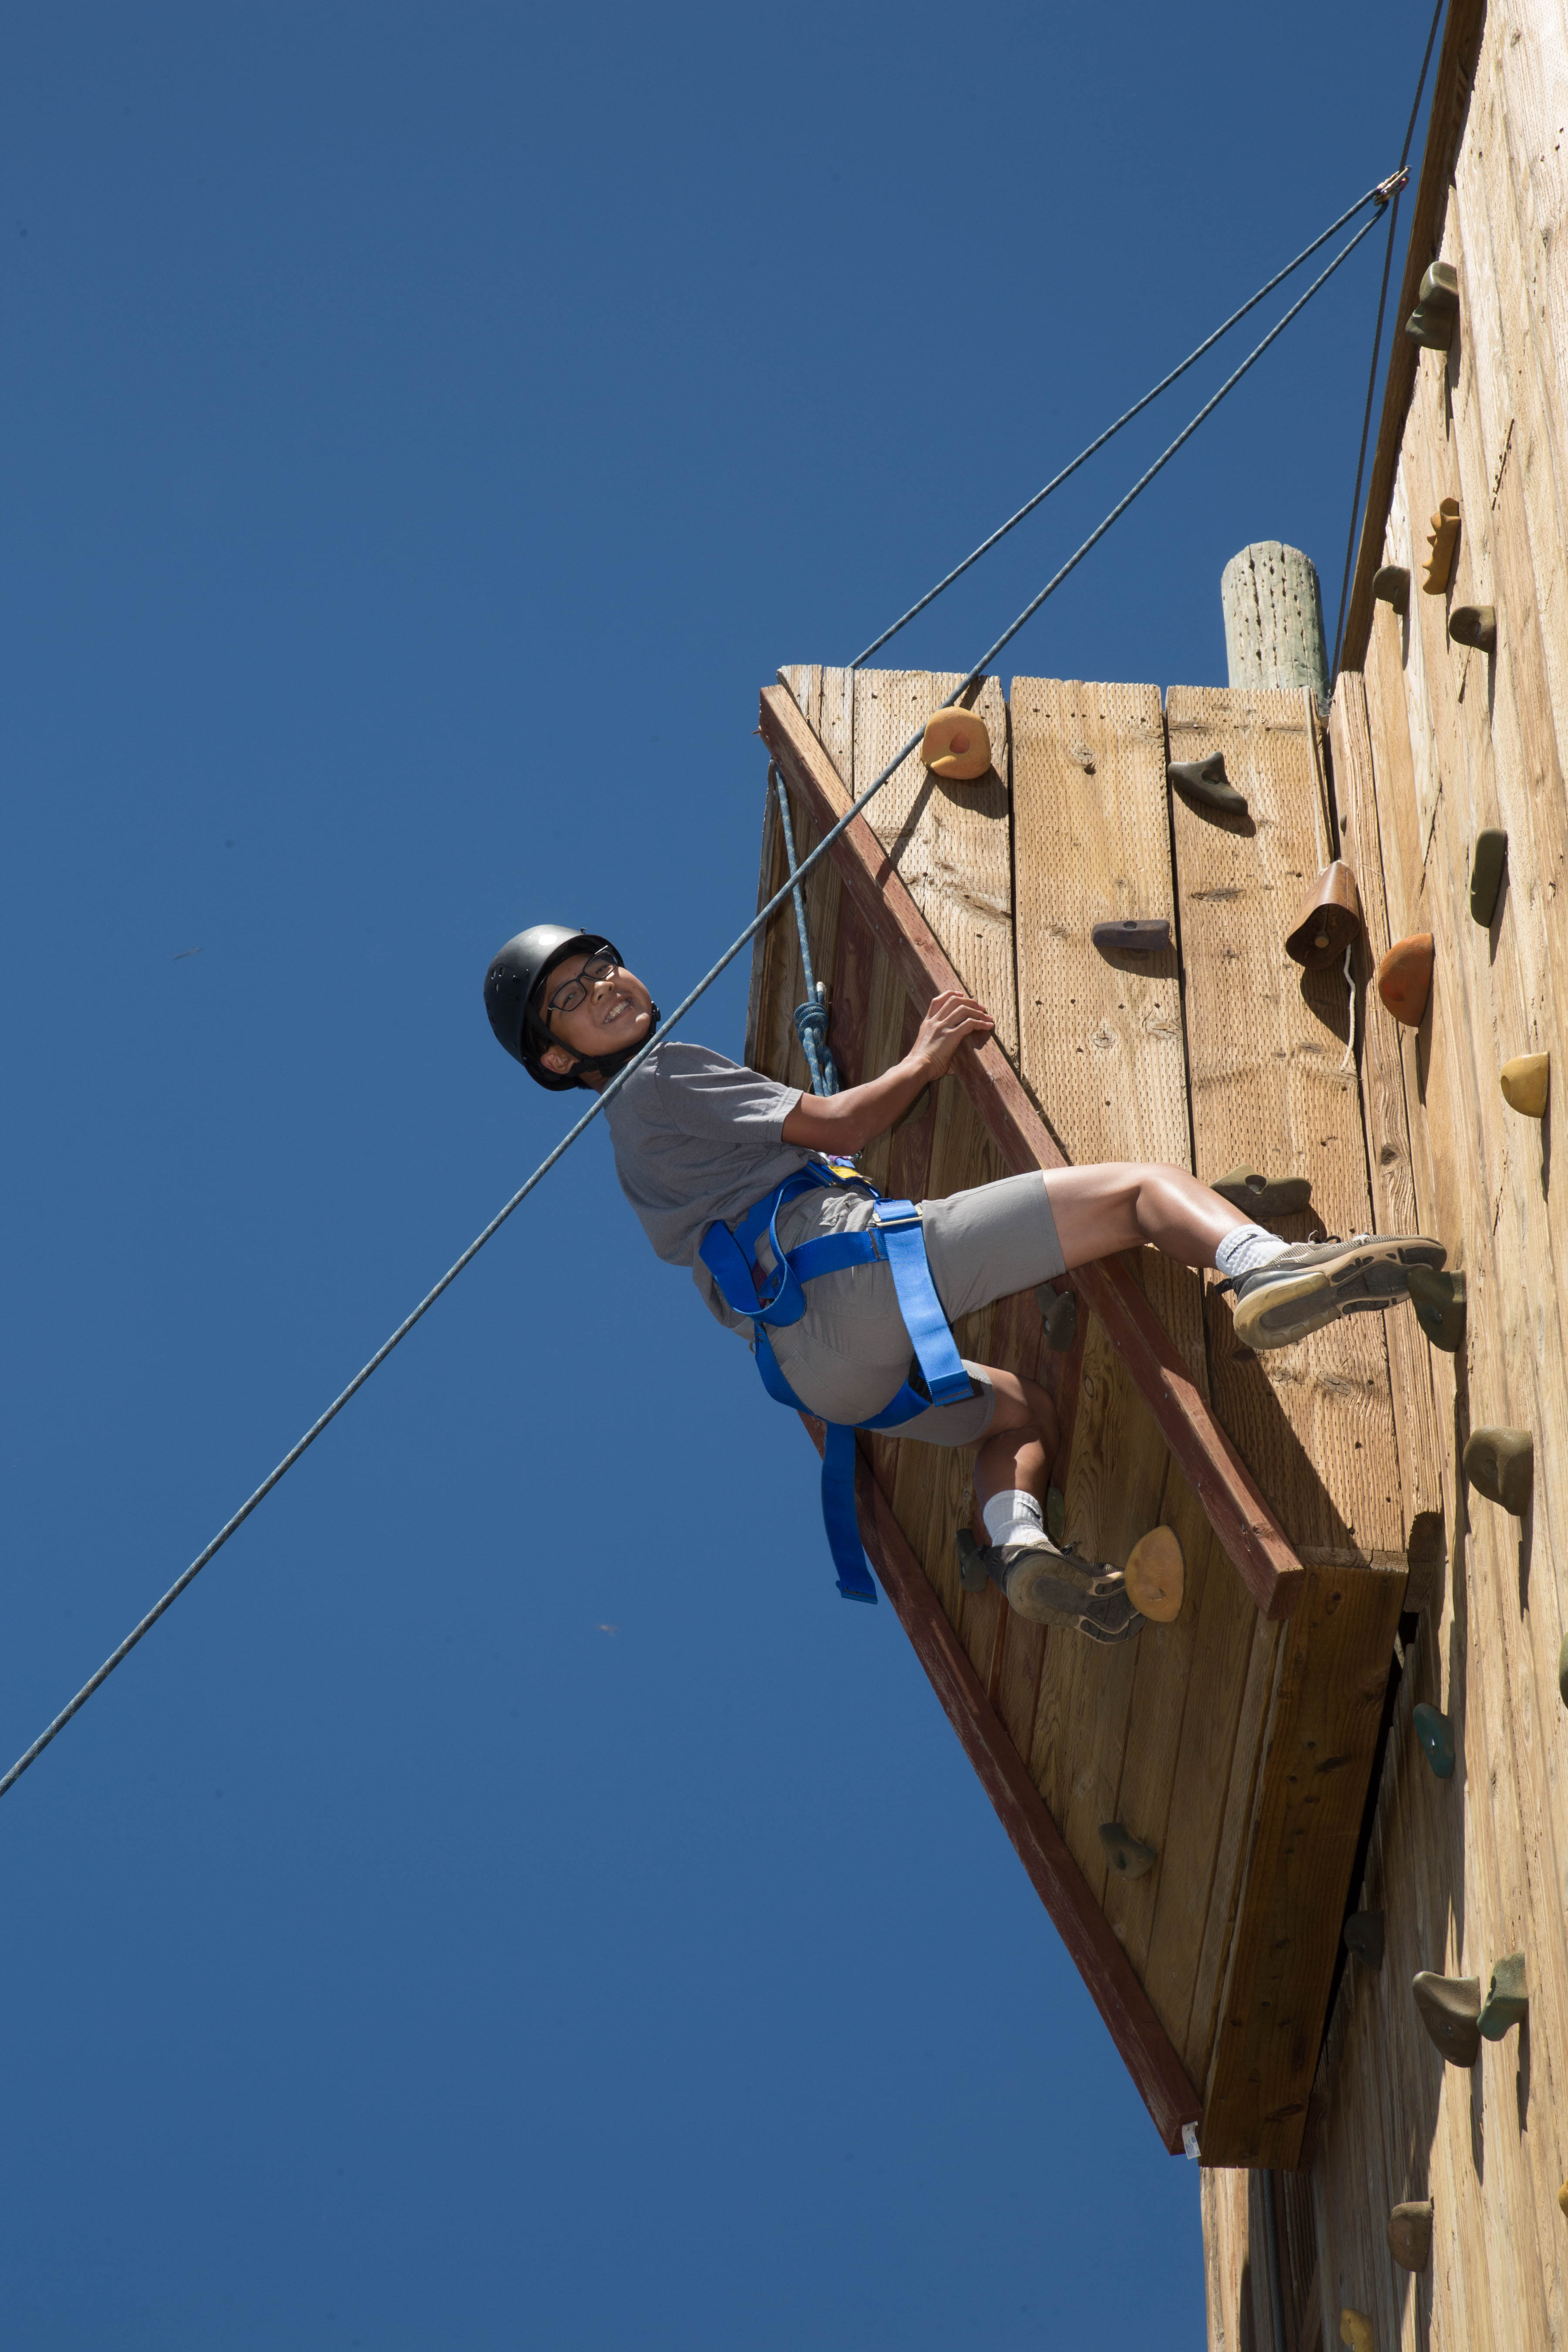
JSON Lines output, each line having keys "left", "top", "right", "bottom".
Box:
{"left": 1500, "top": 1052, "right": 1549, "bottom": 1117}
{"left": 1422, "top": 498, "right": 1460, "bottom": 595}
{"left": 920, "top": 709, "right": 992, "bottom": 781}
{"left": 1559, "top": 2179, "right": 1568, "bottom": 2219}
{"left": 1339, "top": 2314, "right": 1374, "bottom": 2352}
{"left": 1377, "top": 933, "right": 1433, "bottom": 1027}
{"left": 1285, "top": 860, "right": 1360, "bottom": 970}
{"left": 1124, "top": 1525, "right": 1183, "bottom": 1622}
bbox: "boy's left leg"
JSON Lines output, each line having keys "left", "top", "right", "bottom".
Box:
{"left": 962, "top": 1367, "right": 1142, "bottom": 1643}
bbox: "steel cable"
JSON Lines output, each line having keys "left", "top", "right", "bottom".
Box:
{"left": 0, "top": 186, "right": 1392, "bottom": 1803}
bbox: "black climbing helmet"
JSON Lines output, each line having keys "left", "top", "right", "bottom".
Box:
{"left": 483, "top": 923, "right": 649, "bottom": 1092}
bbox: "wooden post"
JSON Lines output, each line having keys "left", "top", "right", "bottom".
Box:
{"left": 1220, "top": 542, "right": 1329, "bottom": 699}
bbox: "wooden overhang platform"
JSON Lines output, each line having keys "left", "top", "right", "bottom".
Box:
{"left": 749, "top": 664, "right": 1443, "bottom": 2167}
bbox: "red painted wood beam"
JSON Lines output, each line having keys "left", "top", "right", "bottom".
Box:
{"left": 798, "top": 1414, "right": 1203, "bottom": 2152}
{"left": 760, "top": 681, "right": 1304, "bottom": 1620}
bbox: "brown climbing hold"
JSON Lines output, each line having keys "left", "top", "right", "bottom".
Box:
{"left": 1449, "top": 603, "right": 1496, "bottom": 653}
{"left": 1413, "top": 1971, "right": 1481, "bottom": 2065}
{"left": 1372, "top": 564, "right": 1409, "bottom": 615}
{"left": 1097, "top": 1821, "right": 1156, "bottom": 1880}
{"left": 1285, "top": 861, "right": 1360, "bottom": 970}
{"left": 1123, "top": 1526, "right": 1183, "bottom": 1623}
{"left": 1387, "top": 2200, "right": 1433, "bottom": 2271}
{"left": 1343, "top": 1911, "right": 1385, "bottom": 1970}
{"left": 1376, "top": 933, "right": 1433, "bottom": 1026}
{"left": 1423, "top": 498, "right": 1460, "bottom": 595}
{"left": 1500, "top": 1052, "right": 1549, "bottom": 1118}
{"left": 1339, "top": 2314, "right": 1374, "bottom": 2352}
{"left": 920, "top": 709, "right": 992, "bottom": 781}
{"left": 1463, "top": 1425, "right": 1534, "bottom": 1517}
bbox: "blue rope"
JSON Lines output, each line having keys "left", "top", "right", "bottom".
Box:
{"left": 0, "top": 182, "right": 1395, "bottom": 1804}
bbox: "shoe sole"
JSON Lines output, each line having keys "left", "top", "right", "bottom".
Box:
{"left": 1233, "top": 1239, "right": 1446, "bottom": 1350}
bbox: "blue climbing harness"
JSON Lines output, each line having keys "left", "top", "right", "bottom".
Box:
{"left": 699, "top": 1158, "right": 972, "bottom": 1604}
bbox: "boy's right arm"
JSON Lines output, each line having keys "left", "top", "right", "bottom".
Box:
{"left": 780, "top": 989, "right": 994, "bottom": 1155}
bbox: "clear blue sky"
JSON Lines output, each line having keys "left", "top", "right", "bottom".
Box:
{"left": 1, "top": 6, "right": 1432, "bottom": 2345}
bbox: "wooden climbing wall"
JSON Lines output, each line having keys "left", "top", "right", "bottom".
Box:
{"left": 1204, "top": 0, "right": 1568, "bottom": 2345}
{"left": 749, "top": 659, "right": 1419, "bottom": 2167}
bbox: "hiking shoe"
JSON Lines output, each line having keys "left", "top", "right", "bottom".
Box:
{"left": 1231, "top": 1233, "right": 1446, "bottom": 1350}
{"left": 993, "top": 1532, "right": 1142, "bottom": 1644}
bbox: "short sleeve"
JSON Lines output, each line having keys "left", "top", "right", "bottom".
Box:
{"left": 652, "top": 1047, "right": 801, "bottom": 1142}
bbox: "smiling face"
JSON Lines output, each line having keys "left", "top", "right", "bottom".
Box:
{"left": 535, "top": 950, "right": 654, "bottom": 1085}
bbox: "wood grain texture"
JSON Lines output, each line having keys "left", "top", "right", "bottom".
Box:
{"left": 1167, "top": 683, "right": 1405, "bottom": 1568}
{"left": 760, "top": 678, "right": 1308, "bottom": 1618}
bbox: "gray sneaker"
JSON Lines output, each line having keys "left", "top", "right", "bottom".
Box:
{"left": 956, "top": 1527, "right": 1144, "bottom": 1645}
{"left": 1231, "top": 1233, "right": 1446, "bottom": 1350}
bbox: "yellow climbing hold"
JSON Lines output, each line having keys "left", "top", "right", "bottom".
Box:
{"left": 1500, "top": 1052, "right": 1549, "bottom": 1118}
{"left": 1339, "top": 2314, "right": 1374, "bottom": 2352}
{"left": 1124, "top": 1524, "right": 1184, "bottom": 1622}
{"left": 920, "top": 709, "right": 992, "bottom": 781}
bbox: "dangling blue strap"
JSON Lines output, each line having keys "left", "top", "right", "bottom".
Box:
{"left": 699, "top": 1161, "right": 973, "bottom": 1605}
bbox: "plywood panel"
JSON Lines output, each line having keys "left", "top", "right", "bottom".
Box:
{"left": 1167, "top": 684, "right": 1404, "bottom": 1565}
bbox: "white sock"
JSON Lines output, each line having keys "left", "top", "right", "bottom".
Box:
{"left": 982, "top": 1488, "right": 1046, "bottom": 1548}
{"left": 1214, "top": 1222, "right": 1291, "bottom": 1282}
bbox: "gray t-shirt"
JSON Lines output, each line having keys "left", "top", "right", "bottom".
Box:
{"left": 603, "top": 1041, "right": 808, "bottom": 1332}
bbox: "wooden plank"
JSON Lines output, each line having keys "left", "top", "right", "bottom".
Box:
{"left": 1328, "top": 672, "right": 1446, "bottom": 1591}
{"left": 844, "top": 1428, "right": 1203, "bottom": 2153}
{"left": 1199, "top": 1565, "right": 1408, "bottom": 2169}
{"left": 1340, "top": 0, "right": 1489, "bottom": 667}
{"left": 1167, "top": 683, "right": 1405, "bottom": 1569}
{"left": 759, "top": 678, "right": 1308, "bottom": 1618}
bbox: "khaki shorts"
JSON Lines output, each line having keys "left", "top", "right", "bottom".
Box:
{"left": 756, "top": 1171, "right": 1067, "bottom": 1444}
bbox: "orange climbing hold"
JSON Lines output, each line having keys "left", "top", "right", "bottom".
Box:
{"left": 1377, "top": 933, "right": 1433, "bottom": 1027}
{"left": 920, "top": 709, "right": 992, "bottom": 781}
{"left": 1124, "top": 1525, "right": 1184, "bottom": 1622}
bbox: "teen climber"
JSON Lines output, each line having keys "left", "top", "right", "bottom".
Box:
{"left": 483, "top": 925, "right": 1445, "bottom": 1643}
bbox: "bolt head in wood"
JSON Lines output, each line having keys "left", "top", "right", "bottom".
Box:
{"left": 920, "top": 708, "right": 992, "bottom": 781}
{"left": 1413, "top": 1970, "right": 1479, "bottom": 2063}
{"left": 1470, "top": 828, "right": 1507, "bottom": 924}
{"left": 1342, "top": 1910, "right": 1385, "bottom": 1970}
{"left": 1372, "top": 564, "right": 1410, "bottom": 615}
{"left": 1477, "top": 1951, "right": 1527, "bottom": 2040}
{"left": 1387, "top": 2200, "right": 1434, "bottom": 2271}
{"left": 1463, "top": 1424, "right": 1534, "bottom": 1515}
{"left": 1500, "top": 1051, "right": 1549, "bottom": 1118}
{"left": 1412, "top": 1702, "right": 1456, "bottom": 1780}
{"left": 1097, "top": 1821, "right": 1156, "bottom": 1880}
{"left": 1123, "top": 1525, "right": 1183, "bottom": 1623}
{"left": 1376, "top": 933, "right": 1433, "bottom": 1026}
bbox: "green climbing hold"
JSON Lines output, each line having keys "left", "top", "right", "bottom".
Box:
{"left": 1404, "top": 258, "right": 1459, "bottom": 350}
{"left": 1413, "top": 1701, "right": 1455, "bottom": 1779}
{"left": 1045, "top": 1484, "right": 1066, "bottom": 1545}
{"left": 1470, "top": 829, "right": 1507, "bottom": 925}
{"left": 1407, "top": 1266, "right": 1466, "bottom": 1353}
{"left": 1413, "top": 1970, "right": 1480, "bottom": 2065}
{"left": 1343, "top": 1910, "right": 1385, "bottom": 1970}
{"left": 1558, "top": 1629, "right": 1568, "bottom": 1710}
{"left": 1035, "top": 1284, "right": 1077, "bottom": 1352}
{"left": 1463, "top": 1425, "right": 1533, "bottom": 1517}
{"left": 1098, "top": 1821, "right": 1156, "bottom": 1880}
{"left": 1478, "top": 1952, "right": 1527, "bottom": 2040}
{"left": 955, "top": 1526, "right": 990, "bottom": 1595}
{"left": 1372, "top": 564, "right": 1410, "bottom": 616}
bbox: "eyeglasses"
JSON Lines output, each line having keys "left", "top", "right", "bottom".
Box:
{"left": 543, "top": 950, "right": 621, "bottom": 1019}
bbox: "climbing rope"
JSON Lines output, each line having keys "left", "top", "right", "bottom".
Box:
{"left": 771, "top": 762, "right": 838, "bottom": 1095}
{"left": 855, "top": 172, "right": 1405, "bottom": 672}
{"left": 1329, "top": 0, "right": 1450, "bottom": 678}
{"left": 0, "top": 177, "right": 1399, "bottom": 1805}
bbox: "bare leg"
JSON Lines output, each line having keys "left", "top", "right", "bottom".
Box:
{"left": 971, "top": 1368, "right": 1058, "bottom": 1517}
{"left": 1041, "top": 1162, "right": 1246, "bottom": 1272}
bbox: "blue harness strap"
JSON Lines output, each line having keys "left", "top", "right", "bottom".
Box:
{"left": 699, "top": 1161, "right": 972, "bottom": 1604}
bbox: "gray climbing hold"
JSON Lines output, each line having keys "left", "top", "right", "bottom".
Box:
{"left": 1404, "top": 258, "right": 1459, "bottom": 349}
{"left": 1407, "top": 1267, "right": 1466, "bottom": 1354}
{"left": 1098, "top": 1821, "right": 1156, "bottom": 1880}
{"left": 1035, "top": 1284, "right": 1077, "bottom": 1352}
{"left": 1343, "top": 1910, "right": 1385, "bottom": 1970}
{"left": 1211, "top": 1166, "right": 1313, "bottom": 1217}
{"left": 1449, "top": 603, "right": 1496, "bottom": 653}
{"left": 1168, "top": 754, "right": 1247, "bottom": 817}
{"left": 1372, "top": 564, "right": 1410, "bottom": 615}
{"left": 1463, "top": 1425, "right": 1533, "bottom": 1517}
